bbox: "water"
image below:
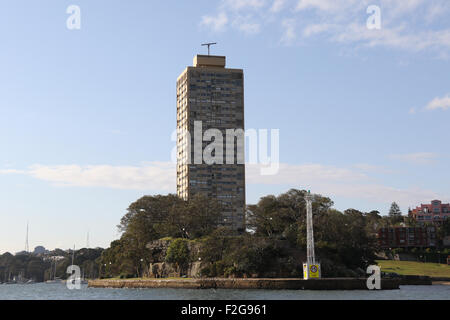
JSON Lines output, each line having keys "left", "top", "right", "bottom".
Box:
{"left": 0, "top": 283, "right": 449, "bottom": 300}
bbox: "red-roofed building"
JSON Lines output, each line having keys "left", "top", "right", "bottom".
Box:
{"left": 408, "top": 200, "right": 450, "bottom": 225}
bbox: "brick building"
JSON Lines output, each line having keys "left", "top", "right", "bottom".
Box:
{"left": 378, "top": 226, "right": 436, "bottom": 248}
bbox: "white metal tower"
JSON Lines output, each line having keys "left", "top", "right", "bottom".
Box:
{"left": 305, "top": 193, "right": 316, "bottom": 266}
{"left": 303, "top": 191, "right": 321, "bottom": 279}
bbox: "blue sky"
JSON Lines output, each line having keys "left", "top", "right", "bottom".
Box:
{"left": 1, "top": 0, "right": 449, "bottom": 253}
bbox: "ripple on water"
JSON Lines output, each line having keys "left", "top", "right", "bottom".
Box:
{"left": 0, "top": 283, "right": 448, "bottom": 300}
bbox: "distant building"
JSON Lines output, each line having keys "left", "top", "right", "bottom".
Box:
{"left": 44, "top": 256, "right": 65, "bottom": 262}
{"left": 408, "top": 200, "right": 450, "bottom": 225}
{"left": 378, "top": 226, "right": 436, "bottom": 248}
{"left": 33, "top": 246, "right": 48, "bottom": 255}
{"left": 14, "top": 251, "right": 29, "bottom": 256}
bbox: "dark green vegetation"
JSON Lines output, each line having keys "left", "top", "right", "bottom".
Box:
{"left": 0, "top": 248, "right": 103, "bottom": 283}
{"left": 99, "top": 189, "right": 407, "bottom": 278}
{"left": 387, "top": 247, "right": 450, "bottom": 264}
{"left": 0, "top": 252, "right": 50, "bottom": 283}
{"left": 99, "top": 194, "right": 221, "bottom": 278}
{"left": 388, "top": 202, "right": 403, "bottom": 225}
{"left": 4, "top": 190, "right": 448, "bottom": 282}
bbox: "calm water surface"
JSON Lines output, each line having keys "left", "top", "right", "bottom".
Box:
{"left": 0, "top": 283, "right": 449, "bottom": 300}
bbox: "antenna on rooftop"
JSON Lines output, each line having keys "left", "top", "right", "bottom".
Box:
{"left": 201, "top": 42, "right": 217, "bottom": 55}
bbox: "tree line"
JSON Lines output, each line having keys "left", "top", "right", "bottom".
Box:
{"left": 99, "top": 189, "right": 393, "bottom": 278}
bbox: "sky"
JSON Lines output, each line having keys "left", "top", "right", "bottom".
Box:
{"left": 0, "top": 0, "right": 449, "bottom": 254}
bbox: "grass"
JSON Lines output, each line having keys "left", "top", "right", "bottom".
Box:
{"left": 376, "top": 260, "right": 450, "bottom": 278}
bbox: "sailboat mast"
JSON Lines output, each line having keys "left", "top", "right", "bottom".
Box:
{"left": 25, "top": 221, "right": 29, "bottom": 253}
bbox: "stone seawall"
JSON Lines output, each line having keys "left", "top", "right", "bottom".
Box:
{"left": 88, "top": 278, "right": 400, "bottom": 290}
{"left": 398, "top": 275, "right": 432, "bottom": 285}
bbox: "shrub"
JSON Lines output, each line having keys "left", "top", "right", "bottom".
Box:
{"left": 165, "top": 239, "right": 190, "bottom": 273}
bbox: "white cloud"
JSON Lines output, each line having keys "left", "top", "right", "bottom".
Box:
{"left": 2, "top": 161, "right": 447, "bottom": 208}
{"left": 238, "top": 22, "right": 261, "bottom": 34}
{"left": 380, "top": 0, "right": 425, "bottom": 17}
{"left": 202, "top": 0, "right": 450, "bottom": 55}
{"left": 302, "top": 23, "right": 332, "bottom": 37}
{"left": 425, "top": 94, "right": 450, "bottom": 111}
{"left": 224, "top": 0, "right": 266, "bottom": 11}
{"left": 352, "top": 163, "right": 392, "bottom": 174}
{"left": 425, "top": 2, "right": 450, "bottom": 23}
{"left": 246, "top": 163, "right": 443, "bottom": 207}
{"left": 321, "top": 183, "right": 441, "bottom": 209}
{"left": 232, "top": 16, "right": 261, "bottom": 34}
{"left": 333, "top": 23, "right": 450, "bottom": 52}
{"left": 270, "top": 0, "right": 286, "bottom": 12}
{"left": 200, "top": 12, "right": 229, "bottom": 32}
{"left": 389, "top": 153, "right": 438, "bottom": 165}
{"left": 280, "top": 18, "right": 296, "bottom": 45}
{"left": 246, "top": 163, "right": 367, "bottom": 185}
{"left": 3, "top": 162, "right": 176, "bottom": 191}
{"left": 0, "top": 169, "right": 26, "bottom": 174}
{"left": 295, "top": 0, "right": 348, "bottom": 12}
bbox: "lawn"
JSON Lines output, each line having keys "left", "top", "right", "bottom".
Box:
{"left": 376, "top": 260, "right": 450, "bottom": 278}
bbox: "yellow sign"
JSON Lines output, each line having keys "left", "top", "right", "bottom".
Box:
{"left": 309, "top": 264, "right": 320, "bottom": 278}
{"left": 303, "top": 263, "right": 321, "bottom": 279}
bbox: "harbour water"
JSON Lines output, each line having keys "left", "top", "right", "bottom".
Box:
{"left": 0, "top": 282, "right": 448, "bottom": 300}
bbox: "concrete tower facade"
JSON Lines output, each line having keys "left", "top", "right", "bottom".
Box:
{"left": 176, "top": 55, "right": 245, "bottom": 231}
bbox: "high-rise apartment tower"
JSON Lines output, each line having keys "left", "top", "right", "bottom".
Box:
{"left": 176, "top": 55, "right": 245, "bottom": 231}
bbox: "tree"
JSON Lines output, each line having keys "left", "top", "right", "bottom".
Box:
{"left": 119, "top": 194, "right": 222, "bottom": 240}
{"left": 437, "top": 219, "right": 450, "bottom": 245}
{"left": 165, "top": 239, "right": 190, "bottom": 274}
{"left": 388, "top": 202, "right": 403, "bottom": 225}
{"left": 230, "top": 236, "right": 279, "bottom": 277}
{"left": 364, "top": 210, "right": 382, "bottom": 235}
{"left": 100, "top": 188, "right": 384, "bottom": 279}
{"left": 247, "top": 189, "right": 333, "bottom": 243}
{"left": 389, "top": 202, "right": 402, "bottom": 217}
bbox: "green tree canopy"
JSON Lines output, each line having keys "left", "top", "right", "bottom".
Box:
{"left": 165, "top": 239, "right": 190, "bottom": 273}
